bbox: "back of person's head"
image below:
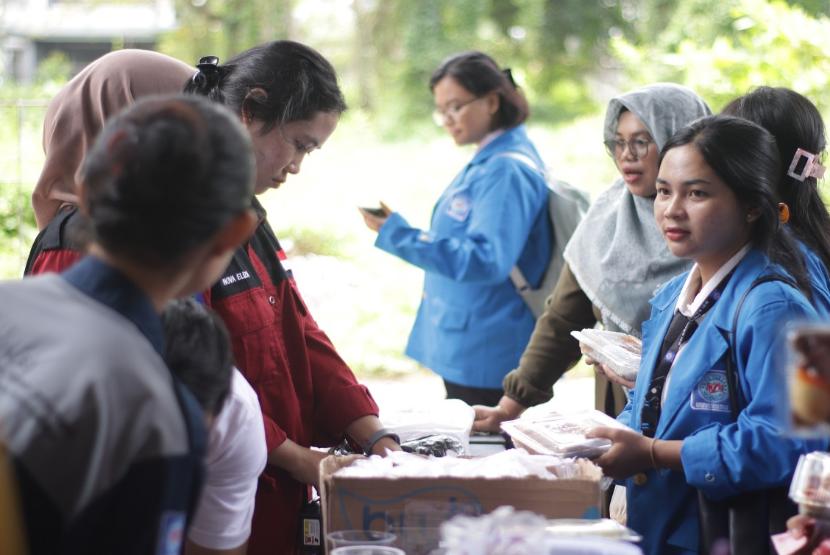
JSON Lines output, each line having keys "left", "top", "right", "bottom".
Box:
{"left": 32, "top": 49, "right": 195, "bottom": 230}
{"left": 429, "top": 51, "right": 529, "bottom": 130}
{"left": 722, "top": 86, "right": 830, "bottom": 270}
{"left": 80, "top": 94, "right": 254, "bottom": 269}
{"left": 162, "top": 298, "right": 233, "bottom": 417}
{"left": 662, "top": 115, "right": 811, "bottom": 296}
{"left": 184, "top": 40, "right": 347, "bottom": 131}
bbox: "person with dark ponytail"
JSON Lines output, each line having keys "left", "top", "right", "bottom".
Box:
{"left": 0, "top": 95, "right": 258, "bottom": 555}
{"left": 722, "top": 86, "right": 830, "bottom": 314}
{"left": 587, "top": 115, "right": 824, "bottom": 554}
{"left": 186, "top": 41, "right": 401, "bottom": 555}
{"left": 360, "top": 51, "right": 553, "bottom": 406}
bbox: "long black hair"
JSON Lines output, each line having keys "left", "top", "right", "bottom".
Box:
{"left": 661, "top": 115, "right": 812, "bottom": 297}
{"left": 722, "top": 87, "right": 830, "bottom": 273}
{"left": 184, "top": 40, "right": 347, "bottom": 132}
{"left": 81, "top": 95, "right": 254, "bottom": 268}
{"left": 429, "top": 51, "right": 529, "bottom": 130}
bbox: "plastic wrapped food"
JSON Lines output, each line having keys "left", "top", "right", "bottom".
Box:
{"left": 570, "top": 329, "right": 641, "bottom": 381}
{"left": 382, "top": 399, "right": 475, "bottom": 456}
{"left": 501, "top": 410, "right": 629, "bottom": 459}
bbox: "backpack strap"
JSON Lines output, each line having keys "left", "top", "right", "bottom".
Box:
{"left": 725, "top": 274, "right": 798, "bottom": 418}
{"left": 496, "top": 151, "right": 546, "bottom": 315}
{"left": 496, "top": 151, "right": 545, "bottom": 176}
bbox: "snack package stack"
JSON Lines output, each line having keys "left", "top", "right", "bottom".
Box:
{"left": 570, "top": 329, "right": 642, "bottom": 381}
{"left": 501, "top": 410, "right": 629, "bottom": 459}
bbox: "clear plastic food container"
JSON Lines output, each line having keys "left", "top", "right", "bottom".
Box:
{"left": 789, "top": 451, "right": 830, "bottom": 517}
{"left": 571, "top": 329, "right": 642, "bottom": 381}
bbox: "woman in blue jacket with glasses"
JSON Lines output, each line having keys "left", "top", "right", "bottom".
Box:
{"left": 360, "top": 51, "right": 552, "bottom": 406}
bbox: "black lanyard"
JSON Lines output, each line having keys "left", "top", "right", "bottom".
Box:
{"left": 640, "top": 269, "right": 735, "bottom": 438}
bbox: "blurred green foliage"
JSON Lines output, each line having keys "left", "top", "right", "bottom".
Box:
{"left": 612, "top": 0, "right": 830, "bottom": 114}
{"left": 156, "top": 0, "right": 830, "bottom": 135}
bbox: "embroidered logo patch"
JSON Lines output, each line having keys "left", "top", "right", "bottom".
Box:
{"left": 690, "top": 370, "right": 730, "bottom": 412}
{"left": 446, "top": 193, "right": 472, "bottom": 222}
{"left": 155, "top": 511, "right": 185, "bottom": 555}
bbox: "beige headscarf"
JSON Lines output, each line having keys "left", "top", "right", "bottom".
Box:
{"left": 32, "top": 49, "right": 195, "bottom": 230}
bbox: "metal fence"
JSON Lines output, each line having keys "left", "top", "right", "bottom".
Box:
{"left": 0, "top": 99, "right": 49, "bottom": 277}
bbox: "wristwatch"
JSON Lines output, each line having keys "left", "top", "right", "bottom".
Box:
{"left": 363, "top": 428, "right": 401, "bottom": 456}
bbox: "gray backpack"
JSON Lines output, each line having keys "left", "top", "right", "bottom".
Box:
{"left": 500, "top": 152, "right": 590, "bottom": 318}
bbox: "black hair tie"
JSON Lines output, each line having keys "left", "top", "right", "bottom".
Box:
{"left": 502, "top": 68, "right": 517, "bottom": 88}
{"left": 192, "top": 55, "right": 221, "bottom": 91}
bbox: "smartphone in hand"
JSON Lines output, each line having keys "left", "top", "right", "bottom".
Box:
{"left": 359, "top": 206, "right": 388, "bottom": 218}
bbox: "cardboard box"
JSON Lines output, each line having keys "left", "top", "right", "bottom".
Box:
{"left": 320, "top": 455, "right": 602, "bottom": 554}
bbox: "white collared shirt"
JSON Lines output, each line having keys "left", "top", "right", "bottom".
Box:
{"left": 476, "top": 128, "right": 506, "bottom": 153}
{"left": 661, "top": 244, "right": 751, "bottom": 404}
{"left": 675, "top": 244, "right": 751, "bottom": 317}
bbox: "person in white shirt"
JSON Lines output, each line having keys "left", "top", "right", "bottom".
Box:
{"left": 162, "top": 299, "right": 268, "bottom": 555}
{"left": 188, "top": 371, "right": 267, "bottom": 555}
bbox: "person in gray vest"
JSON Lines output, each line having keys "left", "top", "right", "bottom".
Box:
{"left": 0, "top": 95, "right": 258, "bottom": 555}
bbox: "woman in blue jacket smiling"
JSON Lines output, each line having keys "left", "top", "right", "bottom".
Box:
{"left": 361, "top": 51, "right": 552, "bottom": 405}
{"left": 587, "top": 116, "right": 825, "bottom": 554}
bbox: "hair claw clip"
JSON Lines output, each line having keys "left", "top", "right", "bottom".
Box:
{"left": 197, "top": 55, "right": 220, "bottom": 72}
{"left": 788, "top": 148, "right": 826, "bottom": 182}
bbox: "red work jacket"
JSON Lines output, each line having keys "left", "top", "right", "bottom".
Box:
{"left": 204, "top": 202, "right": 378, "bottom": 555}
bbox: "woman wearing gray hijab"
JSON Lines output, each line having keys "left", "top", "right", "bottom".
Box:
{"left": 474, "top": 83, "right": 711, "bottom": 430}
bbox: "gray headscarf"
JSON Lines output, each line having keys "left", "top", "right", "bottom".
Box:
{"left": 563, "top": 83, "right": 711, "bottom": 335}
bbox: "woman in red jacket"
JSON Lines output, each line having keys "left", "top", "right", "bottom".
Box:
{"left": 185, "top": 42, "right": 400, "bottom": 555}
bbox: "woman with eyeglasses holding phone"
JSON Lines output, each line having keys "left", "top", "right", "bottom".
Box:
{"left": 360, "top": 51, "right": 553, "bottom": 406}
{"left": 474, "top": 84, "right": 711, "bottom": 433}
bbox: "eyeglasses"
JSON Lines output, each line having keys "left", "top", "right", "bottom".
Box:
{"left": 432, "top": 97, "right": 481, "bottom": 126}
{"left": 604, "top": 138, "right": 653, "bottom": 160}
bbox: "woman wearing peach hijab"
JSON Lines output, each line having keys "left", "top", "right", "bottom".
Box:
{"left": 25, "top": 49, "right": 195, "bottom": 275}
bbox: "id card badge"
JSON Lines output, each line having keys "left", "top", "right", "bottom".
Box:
{"left": 690, "top": 369, "right": 731, "bottom": 413}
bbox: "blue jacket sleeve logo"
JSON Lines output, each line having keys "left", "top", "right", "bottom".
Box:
{"left": 446, "top": 193, "right": 472, "bottom": 222}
